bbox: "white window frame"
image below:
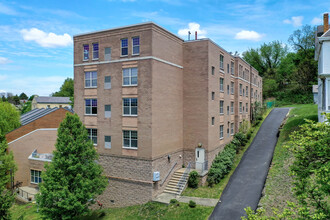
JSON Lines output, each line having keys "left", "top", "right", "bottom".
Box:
{"left": 87, "top": 128, "right": 97, "bottom": 145}
{"left": 104, "top": 76, "right": 111, "bottom": 89}
{"left": 239, "top": 102, "right": 242, "bottom": 113}
{"left": 231, "top": 82, "right": 234, "bottom": 95}
{"left": 220, "top": 125, "right": 224, "bottom": 139}
{"left": 132, "top": 36, "right": 140, "bottom": 55}
{"left": 231, "top": 123, "right": 234, "bottom": 135}
{"left": 231, "top": 102, "right": 234, "bottom": 114}
{"left": 83, "top": 44, "right": 89, "bottom": 61}
{"left": 105, "top": 105, "right": 111, "bottom": 118}
{"left": 246, "top": 86, "right": 249, "bottom": 97}
{"left": 31, "top": 169, "right": 42, "bottom": 184}
{"left": 123, "top": 130, "right": 138, "bottom": 149}
{"left": 104, "top": 47, "right": 111, "bottom": 61}
{"left": 92, "top": 43, "right": 99, "bottom": 60}
{"left": 220, "top": 78, "right": 224, "bottom": 92}
{"left": 85, "top": 99, "right": 97, "bottom": 115}
{"left": 239, "top": 84, "right": 243, "bottom": 96}
{"left": 231, "top": 62, "right": 234, "bottom": 75}
{"left": 246, "top": 103, "right": 248, "bottom": 113}
{"left": 123, "top": 98, "right": 138, "bottom": 116}
{"left": 220, "top": 55, "right": 224, "bottom": 70}
{"left": 121, "top": 38, "right": 128, "bottom": 56}
{"left": 85, "top": 71, "right": 97, "bottom": 88}
{"left": 122, "top": 68, "right": 138, "bottom": 86}
{"left": 220, "top": 100, "right": 224, "bottom": 114}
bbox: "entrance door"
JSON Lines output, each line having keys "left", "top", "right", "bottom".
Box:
{"left": 195, "top": 148, "right": 205, "bottom": 171}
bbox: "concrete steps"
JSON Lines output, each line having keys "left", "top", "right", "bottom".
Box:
{"left": 164, "top": 169, "right": 189, "bottom": 195}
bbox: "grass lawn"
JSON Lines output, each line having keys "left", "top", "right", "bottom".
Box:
{"left": 258, "top": 104, "right": 318, "bottom": 215}
{"left": 11, "top": 201, "right": 213, "bottom": 220}
{"left": 182, "top": 108, "right": 272, "bottom": 199}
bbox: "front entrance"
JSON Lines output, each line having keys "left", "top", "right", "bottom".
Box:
{"left": 195, "top": 148, "right": 205, "bottom": 171}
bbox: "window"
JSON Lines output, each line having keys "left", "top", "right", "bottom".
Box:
{"left": 212, "top": 117, "right": 215, "bottom": 125}
{"left": 251, "top": 88, "right": 253, "bottom": 97}
{"left": 211, "top": 92, "right": 215, "bottom": 100}
{"left": 231, "top": 82, "right": 234, "bottom": 94}
{"left": 239, "top": 65, "right": 243, "bottom": 76}
{"left": 123, "top": 130, "right": 138, "bottom": 148}
{"left": 211, "top": 66, "right": 215, "bottom": 75}
{"left": 220, "top": 100, "right": 224, "bottom": 114}
{"left": 239, "top": 102, "right": 242, "bottom": 113}
{"left": 93, "top": 43, "right": 99, "bottom": 60}
{"left": 105, "top": 47, "right": 111, "bottom": 61}
{"left": 31, "top": 170, "right": 42, "bottom": 184}
{"left": 239, "top": 84, "right": 242, "bottom": 96}
{"left": 123, "top": 98, "right": 138, "bottom": 116}
{"left": 105, "top": 105, "right": 111, "bottom": 118}
{"left": 246, "top": 86, "right": 249, "bottom": 97}
{"left": 85, "top": 99, "right": 97, "bottom": 115}
{"left": 220, "top": 55, "right": 224, "bottom": 69}
{"left": 227, "top": 63, "right": 230, "bottom": 73}
{"left": 227, "top": 122, "right": 230, "bottom": 137}
{"left": 105, "top": 136, "right": 111, "bottom": 149}
{"left": 104, "top": 76, "right": 111, "bottom": 89}
{"left": 47, "top": 105, "right": 50, "bottom": 108}
{"left": 220, "top": 125, "right": 224, "bottom": 139}
{"left": 121, "top": 38, "right": 128, "bottom": 56}
{"left": 243, "top": 89, "right": 245, "bottom": 97}
{"left": 123, "top": 68, "right": 138, "bottom": 86}
{"left": 132, "top": 37, "right": 140, "bottom": 55}
{"left": 227, "top": 85, "right": 230, "bottom": 95}
{"left": 231, "top": 102, "right": 234, "bottom": 114}
{"left": 87, "top": 128, "right": 97, "bottom": 145}
{"left": 246, "top": 103, "right": 248, "bottom": 113}
{"left": 231, "top": 62, "right": 234, "bottom": 75}
{"left": 220, "top": 78, "right": 224, "bottom": 92}
{"left": 85, "top": 71, "right": 97, "bottom": 88}
{"left": 83, "top": 44, "right": 89, "bottom": 60}
{"left": 227, "top": 106, "right": 229, "bottom": 115}
{"left": 231, "top": 123, "right": 234, "bottom": 135}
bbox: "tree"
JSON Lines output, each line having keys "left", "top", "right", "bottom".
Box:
{"left": 0, "top": 139, "right": 17, "bottom": 220}
{"left": 36, "top": 113, "right": 107, "bottom": 220}
{"left": 21, "top": 101, "right": 32, "bottom": 115}
{"left": 288, "top": 25, "right": 315, "bottom": 53}
{"left": 52, "top": 78, "right": 74, "bottom": 98}
{"left": 18, "top": 93, "right": 28, "bottom": 100}
{"left": 0, "top": 102, "right": 21, "bottom": 138}
{"left": 242, "top": 41, "right": 287, "bottom": 77}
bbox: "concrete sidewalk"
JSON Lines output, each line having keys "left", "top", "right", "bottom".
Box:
{"left": 209, "top": 108, "right": 290, "bottom": 220}
{"left": 153, "top": 192, "right": 218, "bottom": 207}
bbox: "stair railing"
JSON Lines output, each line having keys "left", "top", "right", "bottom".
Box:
{"left": 160, "top": 162, "right": 177, "bottom": 186}
{"left": 176, "top": 162, "right": 191, "bottom": 195}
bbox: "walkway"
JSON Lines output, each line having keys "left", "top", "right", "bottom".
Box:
{"left": 209, "top": 108, "right": 290, "bottom": 220}
{"left": 153, "top": 193, "right": 218, "bottom": 207}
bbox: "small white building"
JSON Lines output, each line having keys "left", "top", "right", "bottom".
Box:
{"left": 315, "top": 13, "right": 330, "bottom": 122}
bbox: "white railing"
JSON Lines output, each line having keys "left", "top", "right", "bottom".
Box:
{"left": 17, "top": 188, "right": 36, "bottom": 202}
{"left": 29, "top": 149, "right": 53, "bottom": 162}
{"left": 176, "top": 162, "right": 192, "bottom": 195}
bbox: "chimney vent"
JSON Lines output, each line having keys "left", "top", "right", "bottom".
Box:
{"left": 324, "top": 13, "right": 329, "bottom": 33}
{"left": 195, "top": 31, "right": 197, "bottom": 40}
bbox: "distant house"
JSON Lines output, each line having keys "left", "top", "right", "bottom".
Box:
{"left": 315, "top": 13, "right": 330, "bottom": 122}
{"left": 5, "top": 107, "right": 73, "bottom": 201}
{"left": 313, "top": 85, "right": 318, "bottom": 104}
{"left": 31, "top": 96, "right": 71, "bottom": 110}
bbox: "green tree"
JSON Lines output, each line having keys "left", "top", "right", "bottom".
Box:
{"left": 288, "top": 25, "right": 315, "bottom": 53}
{"left": 0, "top": 102, "right": 21, "bottom": 138}
{"left": 21, "top": 101, "right": 32, "bottom": 115}
{"left": 52, "top": 78, "right": 74, "bottom": 97}
{"left": 0, "top": 139, "right": 17, "bottom": 220}
{"left": 36, "top": 113, "right": 107, "bottom": 220}
{"left": 18, "top": 93, "right": 28, "bottom": 100}
{"left": 242, "top": 41, "right": 287, "bottom": 77}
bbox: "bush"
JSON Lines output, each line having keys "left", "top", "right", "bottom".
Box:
{"left": 170, "top": 199, "right": 178, "bottom": 204}
{"left": 188, "top": 200, "right": 196, "bottom": 208}
{"left": 234, "top": 132, "right": 248, "bottom": 146}
{"left": 188, "top": 171, "right": 199, "bottom": 188}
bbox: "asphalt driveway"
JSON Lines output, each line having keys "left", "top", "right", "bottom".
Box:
{"left": 209, "top": 108, "right": 290, "bottom": 220}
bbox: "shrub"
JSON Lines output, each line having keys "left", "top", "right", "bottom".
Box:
{"left": 170, "top": 199, "right": 178, "bottom": 204}
{"left": 239, "top": 119, "right": 251, "bottom": 134}
{"left": 188, "top": 200, "right": 196, "bottom": 208}
{"left": 234, "top": 132, "right": 248, "bottom": 146}
{"left": 188, "top": 171, "right": 199, "bottom": 188}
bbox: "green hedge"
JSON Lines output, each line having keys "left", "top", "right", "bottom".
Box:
{"left": 207, "top": 132, "right": 247, "bottom": 187}
{"left": 188, "top": 171, "right": 199, "bottom": 188}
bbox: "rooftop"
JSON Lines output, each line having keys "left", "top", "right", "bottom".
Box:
{"left": 35, "top": 96, "right": 71, "bottom": 104}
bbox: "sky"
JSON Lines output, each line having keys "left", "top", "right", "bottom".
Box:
{"left": 0, "top": 0, "right": 329, "bottom": 97}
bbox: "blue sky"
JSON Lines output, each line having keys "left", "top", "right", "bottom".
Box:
{"left": 0, "top": 0, "right": 329, "bottom": 96}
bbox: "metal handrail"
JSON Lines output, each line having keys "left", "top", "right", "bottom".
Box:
{"left": 17, "top": 188, "right": 35, "bottom": 202}
{"left": 176, "top": 162, "right": 191, "bottom": 195}
{"left": 160, "top": 162, "right": 177, "bottom": 186}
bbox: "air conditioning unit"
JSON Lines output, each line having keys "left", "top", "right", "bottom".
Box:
{"left": 153, "top": 171, "right": 160, "bottom": 182}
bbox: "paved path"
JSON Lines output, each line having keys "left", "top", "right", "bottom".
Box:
{"left": 153, "top": 193, "right": 218, "bottom": 207}
{"left": 209, "top": 108, "right": 290, "bottom": 220}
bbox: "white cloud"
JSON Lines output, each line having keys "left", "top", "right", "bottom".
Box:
{"left": 235, "top": 30, "right": 264, "bottom": 41}
{"left": 178, "top": 22, "right": 207, "bottom": 39}
{"left": 20, "top": 28, "right": 72, "bottom": 48}
{"left": 283, "top": 16, "right": 303, "bottom": 27}
{"left": 0, "top": 75, "right": 8, "bottom": 80}
{"left": 0, "top": 3, "right": 17, "bottom": 15}
{"left": 0, "top": 57, "right": 12, "bottom": 64}
{"left": 311, "top": 17, "right": 322, "bottom": 25}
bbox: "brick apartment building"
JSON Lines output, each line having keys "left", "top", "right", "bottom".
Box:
{"left": 73, "top": 22, "right": 262, "bottom": 207}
